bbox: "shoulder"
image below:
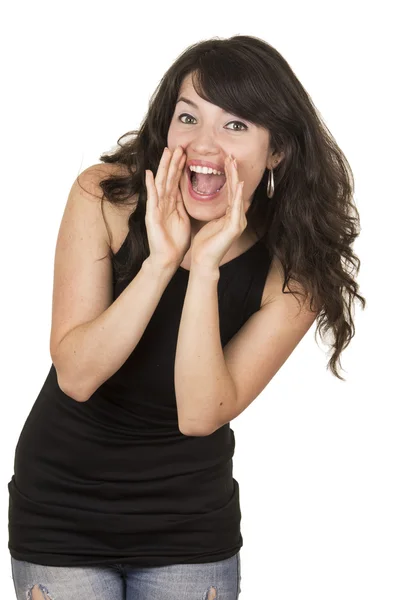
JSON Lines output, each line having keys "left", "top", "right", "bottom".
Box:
{"left": 261, "top": 255, "right": 285, "bottom": 307}
{"left": 75, "top": 162, "right": 132, "bottom": 204}
{"left": 73, "top": 162, "right": 139, "bottom": 255}
{"left": 261, "top": 255, "right": 317, "bottom": 313}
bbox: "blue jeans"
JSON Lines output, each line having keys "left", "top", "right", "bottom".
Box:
{"left": 11, "top": 552, "right": 241, "bottom": 599}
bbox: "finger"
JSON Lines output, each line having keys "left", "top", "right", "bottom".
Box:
{"left": 238, "top": 181, "right": 245, "bottom": 223}
{"left": 176, "top": 186, "right": 189, "bottom": 220}
{"left": 225, "top": 155, "right": 237, "bottom": 211}
{"left": 145, "top": 169, "right": 159, "bottom": 215}
{"left": 228, "top": 156, "right": 243, "bottom": 227}
{"left": 232, "top": 157, "right": 245, "bottom": 224}
{"left": 154, "top": 147, "right": 173, "bottom": 199}
{"left": 167, "top": 148, "right": 186, "bottom": 199}
{"left": 231, "top": 180, "right": 243, "bottom": 226}
{"left": 231, "top": 156, "right": 239, "bottom": 189}
{"left": 236, "top": 181, "right": 247, "bottom": 235}
{"left": 165, "top": 146, "right": 185, "bottom": 204}
{"left": 231, "top": 158, "right": 243, "bottom": 221}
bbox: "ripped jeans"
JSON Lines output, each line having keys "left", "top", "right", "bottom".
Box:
{"left": 11, "top": 552, "right": 242, "bottom": 600}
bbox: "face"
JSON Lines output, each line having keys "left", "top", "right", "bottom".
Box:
{"left": 167, "top": 72, "right": 283, "bottom": 230}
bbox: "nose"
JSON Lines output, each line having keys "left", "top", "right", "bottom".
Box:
{"left": 186, "top": 131, "right": 225, "bottom": 162}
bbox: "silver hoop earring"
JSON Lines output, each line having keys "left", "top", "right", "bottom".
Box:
{"left": 267, "top": 167, "right": 275, "bottom": 199}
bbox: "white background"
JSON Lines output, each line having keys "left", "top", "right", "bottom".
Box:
{"left": 1, "top": 1, "right": 396, "bottom": 598}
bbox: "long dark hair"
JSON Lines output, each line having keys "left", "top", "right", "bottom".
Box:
{"left": 78, "top": 34, "right": 366, "bottom": 380}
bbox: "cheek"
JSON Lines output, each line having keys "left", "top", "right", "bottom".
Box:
{"left": 249, "top": 170, "right": 265, "bottom": 191}
{"left": 167, "top": 122, "right": 192, "bottom": 149}
{"left": 166, "top": 123, "right": 177, "bottom": 148}
{"left": 167, "top": 120, "right": 184, "bottom": 140}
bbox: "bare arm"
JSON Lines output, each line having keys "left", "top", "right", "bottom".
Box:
{"left": 174, "top": 265, "right": 235, "bottom": 436}
{"left": 50, "top": 165, "right": 176, "bottom": 402}
{"left": 52, "top": 258, "right": 175, "bottom": 402}
{"left": 175, "top": 259, "right": 317, "bottom": 437}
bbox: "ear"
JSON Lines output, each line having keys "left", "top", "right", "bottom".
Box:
{"left": 271, "top": 150, "right": 285, "bottom": 168}
{"left": 266, "top": 150, "right": 285, "bottom": 170}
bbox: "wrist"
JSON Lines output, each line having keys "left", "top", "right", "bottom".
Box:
{"left": 142, "top": 255, "right": 179, "bottom": 279}
{"left": 189, "top": 261, "right": 221, "bottom": 281}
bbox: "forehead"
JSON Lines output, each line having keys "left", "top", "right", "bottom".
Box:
{"left": 177, "top": 73, "right": 226, "bottom": 113}
{"left": 178, "top": 72, "right": 200, "bottom": 97}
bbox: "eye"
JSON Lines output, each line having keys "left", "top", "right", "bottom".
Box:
{"left": 178, "top": 113, "right": 248, "bottom": 131}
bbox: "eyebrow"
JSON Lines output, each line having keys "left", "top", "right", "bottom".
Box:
{"left": 176, "top": 96, "right": 228, "bottom": 113}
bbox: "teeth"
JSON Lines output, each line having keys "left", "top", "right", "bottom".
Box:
{"left": 189, "top": 165, "right": 224, "bottom": 176}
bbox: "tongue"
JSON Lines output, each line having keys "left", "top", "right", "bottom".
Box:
{"left": 193, "top": 172, "right": 226, "bottom": 195}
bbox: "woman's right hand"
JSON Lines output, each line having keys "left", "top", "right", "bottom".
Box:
{"left": 145, "top": 146, "right": 191, "bottom": 269}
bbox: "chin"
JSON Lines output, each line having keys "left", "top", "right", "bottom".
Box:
{"left": 183, "top": 197, "right": 227, "bottom": 221}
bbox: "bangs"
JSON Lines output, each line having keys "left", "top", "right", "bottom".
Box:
{"left": 190, "top": 61, "right": 261, "bottom": 126}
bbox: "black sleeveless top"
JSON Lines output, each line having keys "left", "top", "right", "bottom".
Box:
{"left": 8, "top": 231, "right": 272, "bottom": 568}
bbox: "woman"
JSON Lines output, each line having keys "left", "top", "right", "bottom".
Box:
{"left": 8, "top": 35, "right": 365, "bottom": 599}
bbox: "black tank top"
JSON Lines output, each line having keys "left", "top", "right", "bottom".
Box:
{"left": 8, "top": 230, "right": 272, "bottom": 568}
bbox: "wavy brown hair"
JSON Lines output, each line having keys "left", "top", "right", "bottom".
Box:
{"left": 78, "top": 34, "right": 366, "bottom": 381}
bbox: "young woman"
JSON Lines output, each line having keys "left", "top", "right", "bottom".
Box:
{"left": 8, "top": 35, "right": 365, "bottom": 600}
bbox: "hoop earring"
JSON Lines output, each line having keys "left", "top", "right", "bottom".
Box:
{"left": 267, "top": 167, "right": 275, "bottom": 199}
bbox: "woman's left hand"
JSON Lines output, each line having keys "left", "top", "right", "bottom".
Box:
{"left": 190, "top": 155, "right": 247, "bottom": 270}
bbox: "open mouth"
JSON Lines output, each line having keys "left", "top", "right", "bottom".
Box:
{"left": 187, "top": 168, "right": 227, "bottom": 196}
